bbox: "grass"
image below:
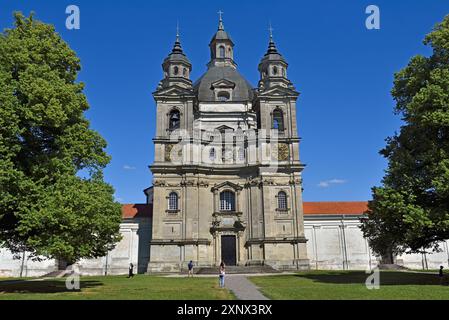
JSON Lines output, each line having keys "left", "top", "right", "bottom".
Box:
{"left": 0, "top": 275, "right": 234, "bottom": 300}
{"left": 2, "top": 271, "right": 448, "bottom": 300}
{"left": 249, "top": 271, "right": 449, "bottom": 300}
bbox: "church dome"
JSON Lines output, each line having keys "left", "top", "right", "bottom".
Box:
{"left": 193, "top": 65, "right": 254, "bottom": 102}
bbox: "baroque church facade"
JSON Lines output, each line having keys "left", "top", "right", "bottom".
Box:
{"left": 147, "top": 16, "right": 309, "bottom": 272}
{"left": 2, "top": 18, "right": 449, "bottom": 277}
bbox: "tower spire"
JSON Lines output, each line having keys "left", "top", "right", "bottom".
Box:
{"left": 171, "top": 21, "right": 183, "bottom": 54}
{"left": 266, "top": 22, "right": 278, "bottom": 54}
{"left": 218, "top": 10, "right": 224, "bottom": 30}
{"left": 268, "top": 21, "right": 274, "bottom": 41}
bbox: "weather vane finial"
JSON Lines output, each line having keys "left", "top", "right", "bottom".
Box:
{"left": 176, "top": 20, "right": 180, "bottom": 42}
{"left": 217, "top": 10, "right": 225, "bottom": 30}
{"left": 268, "top": 21, "right": 274, "bottom": 41}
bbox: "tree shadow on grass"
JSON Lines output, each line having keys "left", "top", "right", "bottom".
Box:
{"left": 0, "top": 279, "right": 103, "bottom": 294}
{"left": 296, "top": 271, "right": 449, "bottom": 286}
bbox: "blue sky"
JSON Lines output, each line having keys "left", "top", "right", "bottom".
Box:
{"left": 1, "top": 1, "right": 448, "bottom": 204}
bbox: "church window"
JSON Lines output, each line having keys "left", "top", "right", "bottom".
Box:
{"left": 272, "top": 108, "right": 284, "bottom": 131}
{"left": 169, "top": 109, "right": 180, "bottom": 131}
{"left": 220, "top": 191, "right": 235, "bottom": 212}
{"left": 209, "top": 148, "right": 216, "bottom": 161}
{"left": 173, "top": 66, "right": 179, "bottom": 75}
{"left": 217, "top": 91, "right": 230, "bottom": 102}
{"left": 238, "top": 148, "right": 245, "bottom": 161}
{"left": 219, "top": 45, "right": 225, "bottom": 58}
{"left": 272, "top": 66, "right": 278, "bottom": 75}
{"left": 278, "top": 191, "right": 287, "bottom": 211}
{"left": 168, "top": 192, "right": 179, "bottom": 211}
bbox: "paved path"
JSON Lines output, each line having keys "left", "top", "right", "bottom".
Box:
{"left": 225, "top": 275, "right": 269, "bottom": 300}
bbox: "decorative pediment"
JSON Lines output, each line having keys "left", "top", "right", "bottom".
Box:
{"left": 257, "top": 85, "right": 299, "bottom": 98}
{"left": 210, "top": 79, "right": 236, "bottom": 90}
{"left": 211, "top": 181, "right": 243, "bottom": 192}
{"left": 153, "top": 85, "right": 195, "bottom": 98}
{"left": 215, "top": 125, "right": 234, "bottom": 132}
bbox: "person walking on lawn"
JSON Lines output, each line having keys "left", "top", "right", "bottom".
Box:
{"left": 219, "top": 261, "right": 226, "bottom": 288}
{"left": 188, "top": 260, "right": 194, "bottom": 277}
{"left": 128, "top": 263, "right": 134, "bottom": 278}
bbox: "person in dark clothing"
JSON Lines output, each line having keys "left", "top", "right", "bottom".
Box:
{"left": 128, "top": 263, "right": 134, "bottom": 278}
{"left": 439, "top": 266, "right": 444, "bottom": 285}
{"left": 188, "top": 260, "right": 194, "bottom": 277}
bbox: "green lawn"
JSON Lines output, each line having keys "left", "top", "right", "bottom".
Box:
{"left": 249, "top": 271, "right": 449, "bottom": 300}
{"left": 0, "top": 275, "right": 234, "bottom": 300}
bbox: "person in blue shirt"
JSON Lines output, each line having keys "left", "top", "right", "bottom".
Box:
{"left": 188, "top": 260, "right": 194, "bottom": 278}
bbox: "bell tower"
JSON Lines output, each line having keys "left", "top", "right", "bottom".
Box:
{"left": 159, "top": 25, "right": 192, "bottom": 90}
{"left": 252, "top": 26, "right": 309, "bottom": 270}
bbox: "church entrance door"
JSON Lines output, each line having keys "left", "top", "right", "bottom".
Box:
{"left": 221, "top": 235, "right": 236, "bottom": 266}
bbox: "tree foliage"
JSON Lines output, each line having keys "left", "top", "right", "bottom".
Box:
{"left": 0, "top": 13, "right": 122, "bottom": 264}
{"left": 361, "top": 15, "right": 449, "bottom": 259}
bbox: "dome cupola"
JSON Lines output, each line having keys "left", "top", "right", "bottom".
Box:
{"left": 209, "top": 11, "right": 235, "bottom": 68}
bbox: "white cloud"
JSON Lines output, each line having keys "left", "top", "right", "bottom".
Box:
{"left": 318, "top": 179, "right": 347, "bottom": 188}
{"left": 123, "top": 165, "right": 136, "bottom": 170}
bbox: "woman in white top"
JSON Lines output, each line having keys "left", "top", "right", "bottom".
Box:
{"left": 219, "top": 261, "right": 226, "bottom": 288}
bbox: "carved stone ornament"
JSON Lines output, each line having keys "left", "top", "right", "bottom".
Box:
{"left": 278, "top": 143, "right": 289, "bottom": 161}
{"left": 165, "top": 144, "right": 173, "bottom": 162}
{"left": 165, "top": 144, "right": 183, "bottom": 162}
{"left": 154, "top": 180, "right": 167, "bottom": 187}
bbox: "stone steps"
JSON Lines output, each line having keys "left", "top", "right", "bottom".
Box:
{"left": 196, "top": 265, "right": 280, "bottom": 275}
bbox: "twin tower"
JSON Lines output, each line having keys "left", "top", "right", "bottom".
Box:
{"left": 147, "top": 15, "right": 309, "bottom": 272}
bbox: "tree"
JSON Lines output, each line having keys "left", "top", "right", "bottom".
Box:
{"left": 0, "top": 13, "right": 122, "bottom": 264}
{"left": 360, "top": 15, "right": 449, "bottom": 261}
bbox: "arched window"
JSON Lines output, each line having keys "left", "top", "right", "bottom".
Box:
{"left": 272, "top": 66, "right": 278, "bottom": 75}
{"left": 217, "top": 91, "right": 230, "bottom": 102}
{"left": 209, "top": 148, "right": 216, "bottom": 161}
{"left": 220, "top": 191, "right": 235, "bottom": 212}
{"left": 219, "top": 46, "right": 225, "bottom": 58}
{"left": 168, "top": 192, "right": 179, "bottom": 211}
{"left": 238, "top": 148, "right": 245, "bottom": 161}
{"left": 272, "top": 108, "right": 284, "bottom": 131}
{"left": 169, "top": 109, "right": 180, "bottom": 131}
{"left": 173, "top": 66, "right": 179, "bottom": 75}
{"left": 278, "top": 191, "right": 287, "bottom": 211}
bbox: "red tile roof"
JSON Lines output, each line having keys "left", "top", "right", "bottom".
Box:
{"left": 121, "top": 204, "right": 153, "bottom": 219}
{"left": 120, "top": 202, "right": 369, "bottom": 219}
{"left": 303, "top": 201, "right": 368, "bottom": 215}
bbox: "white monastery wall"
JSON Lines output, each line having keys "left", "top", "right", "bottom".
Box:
{"left": 1, "top": 214, "right": 448, "bottom": 277}
{"left": 0, "top": 218, "right": 150, "bottom": 277}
